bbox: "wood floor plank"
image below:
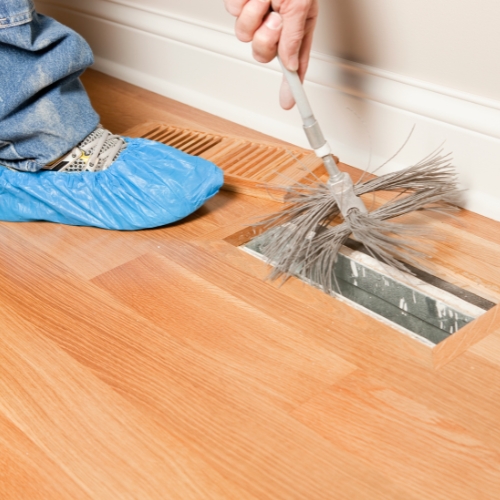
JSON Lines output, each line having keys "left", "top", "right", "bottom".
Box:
{"left": 0, "top": 222, "right": 146, "bottom": 280}
{"left": 433, "top": 305, "right": 500, "bottom": 368}
{"left": 153, "top": 239, "right": 435, "bottom": 371}
{"left": 0, "top": 309, "right": 247, "bottom": 500}
{"left": 165, "top": 190, "right": 277, "bottom": 238}
{"left": 291, "top": 371, "right": 500, "bottom": 500}
{"left": 469, "top": 330, "right": 500, "bottom": 367}
{"left": 436, "top": 347, "right": 500, "bottom": 414}
{"left": 91, "top": 252, "right": 357, "bottom": 412}
{"left": 431, "top": 221, "right": 500, "bottom": 270}
{"left": 0, "top": 415, "right": 91, "bottom": 500}
{"left": 425, "top": 201, "right": 500, "bottom": 247}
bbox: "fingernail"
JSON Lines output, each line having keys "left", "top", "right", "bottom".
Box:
{"left": 287, "top": 54, "right": 299, "bottom": 71}
{"left": 265, "top": 12, "right": 282, "bottom": 30}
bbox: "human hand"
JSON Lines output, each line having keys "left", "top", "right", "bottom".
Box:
{"left": 224, "top": 0, "right": 318, "bottom": 109}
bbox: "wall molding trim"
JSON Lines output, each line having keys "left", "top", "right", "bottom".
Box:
{"left": 37, "top": 0, "right": 500, "bottom": 220}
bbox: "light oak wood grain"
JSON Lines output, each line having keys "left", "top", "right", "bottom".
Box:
{"left": 0, "top": 308, "right": 247, "bottom": 500}
{"left": 469, "top": 330, "right": 500, "bottom": 367}
{"left": 0, "top": 415, "right": 91, "bottom": 500}
{"left": 433, "top": 305, "right": 500, "bottom": 368}
{"left": 0, "top": 228, "right": 394, "bottom": 499}
{"left": 91, "top": 252, "right": 357, "bottom": 412}
{"left": 291, "top": 371, "right": 500, "bottom": 500}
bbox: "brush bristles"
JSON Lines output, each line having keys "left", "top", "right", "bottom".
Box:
{"left": 256, "top": 150, "right": 462, "bottom": 294}
{"left": 356, "top": 149, "right": 457, "bottom": 195}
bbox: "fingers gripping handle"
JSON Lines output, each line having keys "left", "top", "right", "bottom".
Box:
{"left": 277, "top": 57, "right": 341, "bottom": 179}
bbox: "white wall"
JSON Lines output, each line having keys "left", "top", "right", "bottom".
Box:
{"left": 36, "top": 0, "right": 500, "bottom": 220}
{"left": 127, "top": 0, "right": 500, "bottom": 102}
{"left": 110, "top": 0, "right": 234, "bottom": 30}
{"left": 317, "top": 0, "right": 500, "bottom": 102}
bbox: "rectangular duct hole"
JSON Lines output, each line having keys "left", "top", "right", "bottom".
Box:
{"left": 242, "top": 229, "right": 496, "bottom": 346}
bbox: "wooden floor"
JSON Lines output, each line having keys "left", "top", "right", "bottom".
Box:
{"left": 2, "top": 70, "right": 500, "bottom": 499}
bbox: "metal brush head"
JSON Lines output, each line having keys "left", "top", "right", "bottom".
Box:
{"left": 256, "top": 150, "right": 462, "bottom": 294}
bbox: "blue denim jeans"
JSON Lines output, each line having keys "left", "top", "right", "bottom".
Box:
{"left": 0, "top": 0, "right": 99, "bottom": 171}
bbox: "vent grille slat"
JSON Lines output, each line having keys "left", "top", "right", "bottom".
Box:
{"left": 185, "top": 137, "right": 222, "bottom": 156}
{"left": 146, "top": 127, "right": 224, "bottom": 158}
{"left": 153, "top": 129, "right": 185, "bottom": 144}
{"left": 221, "top": 145, "right": 268, "bottom": 174}
{"left": 243, "top": 150, "right": 290, "bottom": 179}
{"left": 212, "top": 144, "right": 257, "bottom": 171}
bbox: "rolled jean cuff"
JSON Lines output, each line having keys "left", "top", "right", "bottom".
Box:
{"left": 0, "top": 0, "right": 35, "bottom": 29}
{"left": 0, "top": 10, "right": 100, "bottom": 171}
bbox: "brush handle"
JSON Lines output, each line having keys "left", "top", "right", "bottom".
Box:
{"left": 278, "top": 57, "right": 368, "bottom": 215}
{"left": 277, "top": 57, "right": 341, "bottom": 179}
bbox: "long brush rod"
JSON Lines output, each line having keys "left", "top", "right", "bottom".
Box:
{"left": 277, "top": 58, "right": 341, "bottom": 180}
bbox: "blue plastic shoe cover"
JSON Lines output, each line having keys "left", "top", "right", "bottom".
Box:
{"left": 0, "top": 138, "right": 224, "bottom": 230}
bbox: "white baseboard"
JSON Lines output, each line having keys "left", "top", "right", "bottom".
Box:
{"left": 38, "top": 0, "right": 500, "bottom": 221}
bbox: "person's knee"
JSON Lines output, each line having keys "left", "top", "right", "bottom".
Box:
{"left": 32, "top": 14, "right": 94, "bottom": 70}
